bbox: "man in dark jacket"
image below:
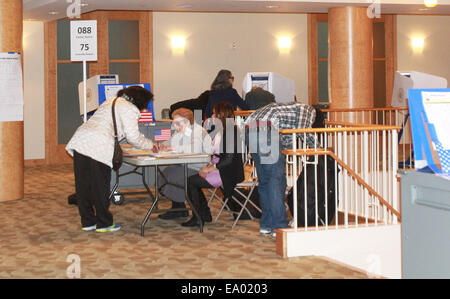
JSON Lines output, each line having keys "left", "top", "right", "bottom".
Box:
{"left": 244, "top": 86, "right": 276, "bottom": 110}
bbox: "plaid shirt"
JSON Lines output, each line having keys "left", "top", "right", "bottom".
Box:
{"left": 244, "top": 102, "right": 316, "bottom": 150}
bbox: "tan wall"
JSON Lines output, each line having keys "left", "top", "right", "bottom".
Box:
{"left": 152, "top": 12, "right": 308, "bottom": 118}
{"left": 23, "top": 21, "right": 45, "bottom": 160}
{"left": 397, "top": 15, "right": 450, "bottom": 85}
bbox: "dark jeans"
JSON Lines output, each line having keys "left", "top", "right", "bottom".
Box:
{"left": 251, "top": 151, "right": 289, "bottom": 231}
{"left": 187, "top": 174, "right": 213, "bottom": 219}
{"left": 73, "top": 151, "right": 113, "bottom": 229}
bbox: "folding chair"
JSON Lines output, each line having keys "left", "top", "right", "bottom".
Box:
{"left": 212, "top": 159, "right": 262, "bottom": 229}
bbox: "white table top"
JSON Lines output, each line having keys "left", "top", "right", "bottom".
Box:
{"left": 123, "top": 154, "right": 211, "bottom": 167}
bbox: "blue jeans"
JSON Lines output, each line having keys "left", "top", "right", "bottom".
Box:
{"left": 252, "top": 151, "right": 289, "bottom": 231}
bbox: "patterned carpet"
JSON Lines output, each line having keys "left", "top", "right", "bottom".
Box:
{"left": 0, "top": 164, "right": 368, "bottom": 279}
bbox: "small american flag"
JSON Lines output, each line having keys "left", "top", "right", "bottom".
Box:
{"left": 139, "top": 110, "right": 153, "bottom": 123}
{"left": 154, "top": 129, "right": 171, "bottom": 141}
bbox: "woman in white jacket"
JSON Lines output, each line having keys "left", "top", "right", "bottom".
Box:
{"left": 66, "top": 86, "right": 154, "bottom": 233}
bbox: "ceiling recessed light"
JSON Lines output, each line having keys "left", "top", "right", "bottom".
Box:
{"left": 266, "top": 5, "right": 279, "bottom": 9}
{"left": 79, "top": 3, "right": 89, "bottom": 7}
{"left": 48, "top": 11, "right": 59, "bottom": 15}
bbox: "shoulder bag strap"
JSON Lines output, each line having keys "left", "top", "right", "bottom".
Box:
{"left": 112, "top": 97, "right": 119, "bottom": 141}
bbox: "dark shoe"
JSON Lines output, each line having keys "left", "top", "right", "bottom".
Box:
{"left": 158, "top": 210, "right": 189, "bottom": 220}
{"left": 158, "top": 201, "right": 188, "bottom": 220}
{"left": 68, "top": 193, "right": 77, "bottom": 206}
{"left": 181, "top": 216, "right": 202, "bottom": 227}
{"left": 201, "top": 211, "right": 212, "bottom": 223}
{"left": 200, "top": 205, "right": 212, "bottom": 222}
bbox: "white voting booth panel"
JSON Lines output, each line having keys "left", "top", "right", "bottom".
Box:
{"left": 242, "top": 72, "right": 295, "bottom": 103}
{"left": 78, "top": 74, "right": 119, "bottom": 115}
{"left": 391, "top": 71, "right": 447, "bottom": 107}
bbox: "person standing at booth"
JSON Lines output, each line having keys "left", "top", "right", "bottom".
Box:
{"left": 244, "top": 102, "right": 316, "bottom": 237}
{"left": 66, "top": 86, "right": 154, "bottom": 233}
{"left": 205, "top": 69, "right": 249, "bottom": 118}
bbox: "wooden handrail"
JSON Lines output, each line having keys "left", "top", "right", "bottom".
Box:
{"left": 234, "top": 110, "right": 255, "bottom": 117}
{"left": 282, "top": 148, "right": 401, "bottom": 220}
{"left": 234, "top": 107, "right": 409, "bottom": 118}
{"left": 325, "top": 121, "right": 390, "bottom": 128}
{"left": 279, "top": 125, "right": 401, "bottom": 134}
{"left": 323, "top": 107, "right": 408, "bottom": 113}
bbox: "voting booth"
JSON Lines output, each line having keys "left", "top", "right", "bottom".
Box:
{"left": 78, "top": 74, "right": 119, "bottom": 115}
{"left": 97, "top": 83, "right": 155, "bottom": 123}
{"left": 391, "top": 71, "right": 447, "bottom": 107}
{"left": 242, "top": 72, "right": 295, "bottom": 103}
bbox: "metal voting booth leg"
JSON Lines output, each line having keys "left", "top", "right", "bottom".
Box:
{"left": 140, "top": 164, "right": 203, "bottom": 237}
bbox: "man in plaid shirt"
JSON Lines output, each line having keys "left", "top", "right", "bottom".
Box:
{"left": 244, "top": 102, "right": 316, "bottom": 237}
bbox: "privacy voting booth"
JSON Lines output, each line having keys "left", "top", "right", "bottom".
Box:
{"left": 391, "top": 71, "right": 447, "bottom": 107}
{"left": 78, "top": 74, "right": 119, "bottom": 115}
{"left": 77, "top": 76, "right": 155, "bottom": 122}
{"left": 242, "top": 72, "right": 295, "bottom": 103}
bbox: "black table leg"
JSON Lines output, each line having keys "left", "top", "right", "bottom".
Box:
{"left": 141, "top": 165, "right": 160, "bottom": 237}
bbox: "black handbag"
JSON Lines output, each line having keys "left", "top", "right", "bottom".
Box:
{"left": 112, "top": 97, "right": 123, "bottom": 171}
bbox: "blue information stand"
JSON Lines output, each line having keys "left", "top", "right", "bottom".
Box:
{"left": 407, "top": 88, "right": 450, "bottom": 176}
{"left": 98, "top": 83, "right": 155, "bottom": 122}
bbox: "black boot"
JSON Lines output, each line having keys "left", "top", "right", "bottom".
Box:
{"left": 181, "top": 215, "right": 202, "bottom": 227}
{"left": 68, "top": 193, "right": 78, "bottom": 206}
{"left": 201, "top": 206, "right": 212, "bottom": 223}
{"left": 158, "top": 201, "right": 189, "bottom": 220}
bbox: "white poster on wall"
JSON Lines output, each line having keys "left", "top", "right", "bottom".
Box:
{"left": 0, "top": 52, "right": 23, "bottom": 122}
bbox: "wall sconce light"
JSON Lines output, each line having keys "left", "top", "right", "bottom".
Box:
{"left": 411, "top": 37, "right": 425, "bottom": 49}
{"left": 171, "top": 36, "right": 186, "bottom": 49}
{"left": 424, "top": 0, "right": 437, "bottom": 8}
{"left": 278, "top": 37, "right": 291, "bottom": 49}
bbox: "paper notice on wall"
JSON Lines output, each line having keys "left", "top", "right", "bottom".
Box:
{"left": 103, "top": 84, "right": 124, "bottom": 101}
{"left": 0, "top": 52, "right": 23, "bottom": 122}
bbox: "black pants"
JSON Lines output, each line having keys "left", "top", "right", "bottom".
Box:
{"left": 187, "top": 174, "right": 213, "bottom": 218}
{"left": 73, "top": 151, "right": 113, "bottom": 229}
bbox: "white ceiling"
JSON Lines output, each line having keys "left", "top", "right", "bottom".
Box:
{"left": 23, "top": 0, "right": 450, "bottom": 21}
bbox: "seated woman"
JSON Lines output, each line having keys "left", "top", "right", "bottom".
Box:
{"left": 182, "top": 101, "right": 245, "bottom": 227}
{"left": 205, "top": 69, "right": 249, "bottom": 119}
{"left": 156, "top": 108, "right": 212, "bottom": 219}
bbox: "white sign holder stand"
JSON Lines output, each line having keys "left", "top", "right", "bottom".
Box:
{"left": 70, "top": 20, "right": 98, "bottom": 122}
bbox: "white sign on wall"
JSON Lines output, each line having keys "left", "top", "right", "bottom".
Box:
{"left": 0, "top": 52, "right": 23, "bottom": 122}
{"left": 70, "top": 20, "right": 98, "bottom": 62}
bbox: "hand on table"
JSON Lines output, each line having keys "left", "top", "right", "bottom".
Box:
{"left": 152, "top": 143, "right": 166, "bottom": 153}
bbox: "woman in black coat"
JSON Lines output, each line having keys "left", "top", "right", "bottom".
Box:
{"left": 205, "top": 69, "right": 249, "bottom": 119}
{"left": 182, "top": 101, "right": 244, "bottom": 227}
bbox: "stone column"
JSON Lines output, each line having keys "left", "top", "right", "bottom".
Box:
{"left": 328, "top": 6, "right": 373, "bottom": 121}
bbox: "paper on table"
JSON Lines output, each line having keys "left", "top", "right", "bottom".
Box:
{"left": 0, "top": 53, "right": 23, "bottom": 122}
{"left": 422, "top": 91, "right": 450, "bottom": 150}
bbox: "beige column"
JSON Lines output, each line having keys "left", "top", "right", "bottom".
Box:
{"left": 328, "top": 7, "right": 374, "bottom": 119}
{"left": 0, "top": 0, "right": 24, "bottom": 202}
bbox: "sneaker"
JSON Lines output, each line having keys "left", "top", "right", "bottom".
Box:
{"left": 96, "top": 224, "right": 121, "bottom": 233}
{"left": 259, "top": 228, "right": 272, "bottom": 235}
{"left": 81, "top": 225, "right": 96, "bottom": 231}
